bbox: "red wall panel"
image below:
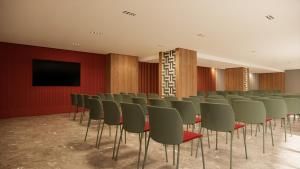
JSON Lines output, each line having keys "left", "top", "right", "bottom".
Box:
{"left": 197, "top": 66, "right": 216, "bottom": 92}
{"left": 138, "top": 62, "right": 159, "bottom": 94}
{"left": 0, "top": 42, "right": 106, "bottom": 118}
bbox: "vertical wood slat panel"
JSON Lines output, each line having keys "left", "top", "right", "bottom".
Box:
{"left": 138, "top": 62, "right": 159, "bottom": 94}
{"left": 197, "top": 66, "right": 216, "bottom": 92}
{"left": 259, "top": 72, "right": 285, "bottom": 92}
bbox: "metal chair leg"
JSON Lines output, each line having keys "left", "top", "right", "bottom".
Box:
{"left": 288, "top": 116, "right": 292, "bottom": 136}
{"left": 230, "top": 131, "right": 234, "bottom": 169}
{"left": 176, "top": 145, "right": 180, "bottom": 169}
{"left": 263, "top": 123, "right": 265, "bottom": 154}
{"left": 173, "top": 145, "right": 175, "bottom": 165}
{"left": 243, "top": 126, "right": 248, "bottom": 159}
{"left": 164, "top": 144, "right": 168, "bottom": 162}
{"left": 142, "top": 134, "right": 151, "bottom": 169}
{"left": 200, "top": 138, "right": 205, "bottom": 169}
{"left": 226, "top": 132, "right": 228, "bottom": 144}
{"left": 137, "top": 133, "right": 143, "bottom": 168}
{"left": 84, "top": 119, "right": 91, "bottom": 142}
{"left": 216, "top": 131, "right": 218, "bottom": 150}
{"left": 115, "top": 127, "right": 124, "bottom": 160}
{"left": 251, "top": 124, "right": 253, "bottom": 136}
{"left": 284, "top": 118, "right": 287, "bottom": 142}
{"left": 112, "top": 125, "right": 119, "bottom": 159}
{"left": 191, "top": 124, "right": 195, "bottom": 156}
{"left": 95, "top": 120, "right": 101, "bottom": 147}
{"left": 73, "top": 105, "right": 78, "bottom": 120}
{"left": 97, "top": 121, "right": 105, "bottom": 149}
{"left": 269, "top": 121, "right": 274, "bottom": 147}
{"left": 207, "top": 129, "right": 210, "bottom": 149}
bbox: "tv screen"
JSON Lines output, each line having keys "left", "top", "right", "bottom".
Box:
{"left": 32, "top": 59, "right": 80, "bottom": 86}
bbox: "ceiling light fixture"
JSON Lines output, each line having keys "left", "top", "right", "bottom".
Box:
{"left": 122, "top": 10, "right": 136, "bottom": 16}
{"left": 90, "top": 31, "right": 103, "bottom": 36}
{"left": 196, "top": 33, "right": 205, "bottom": 37}
{"left": 265, "top": 15, "right": 275, "bottom": 20}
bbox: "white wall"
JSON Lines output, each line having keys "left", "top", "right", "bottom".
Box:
{"left": 216, "top": 69, "right": 225, "bottom": 91}
{"left": 249, "top": 73, "right": 259, "bottom": 90}
{"left": 285, "top": 69, "right": 300, "bottom": 93}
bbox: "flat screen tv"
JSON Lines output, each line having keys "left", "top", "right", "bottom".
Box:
{"left": 32, "top": 59, "right": 80, "bottom": 86}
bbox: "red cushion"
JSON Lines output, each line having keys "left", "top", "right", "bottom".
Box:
{"left": 195, "top": 116, "right": 201, "bottom": 123}
{"left": 183, "top": 131, "right": 203, "bottom": 143}
{"left": 144, "top": 122, "right": 150, "bottom": 132}
{"left": 119, "top": 116, "right": 123, "bottom": 124}
{"left": 266, "top": 117, "right": 272, "bottom": 122}
{"left": 234, "top": 123, "right": 245, "bottom": 129}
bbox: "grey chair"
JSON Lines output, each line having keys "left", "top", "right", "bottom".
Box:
{"left": 148, "top": 98, "right": 170, "bottom": 108}
{"left": 284, "top": 98, "right": 300, "bottom": 132}
{"left": 142, "top": 106, "right": 205, "bottom": 169}
{"left": 97, "top": 93, "right": 106, "bottom": 100}
{"left": 164, "top": 96, "right": 178, "bottom": 101}
{"left": 148, "top": 93, "right": 160, "bottom": 99}
{"left": 132, "top": 97, "right": 148, "bottom": 116}
{"left": 77, "top": 94, "right": 85, "bottom": 124}
{"left": 137, "top": 93, "right": 147, "bottom": 98}
{"left": 70, "top": 94, "right": 79, "bottom": 120}
{"left": 113, "top": 94, "right": 123, "bottom": 105}
{"left": 206, "top": 98, "right": 229, "bottom": 104}
{"left": 105, "top": 93, "right": 114, "bottom": 101}
{"left": 122, "top": 94, "right": 133, "bottom": 103}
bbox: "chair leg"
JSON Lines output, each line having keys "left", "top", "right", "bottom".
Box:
{"left": 97, "top": 121, "right": 105, "bottom": 149}
{"left": 243, "top": 126, "right": 248, "bottom": 159}
{"left": 112, "top": 125, "right": 119, "bottom": 159}
{"left": 236, "top": 129, "right": 239, "bottom": 139}
{"left": 84, "top": 119, "right": 91, "bottom": 142}
{"left": 284, "top": 118, "right": 287, "bottom": 142}
{"left": 173, "top": 145, "right": 175, "bottom": 166}
{"left": 288, "top": 116, "right": 292, "bottom": 136}
{"left": 200, "top": 138, "right": 205, "bottom": 169}
{"left": 269, "top": 121, "right": 274, "bottom": 147}
{"left": 137, "top": 133, "right": 143, "bottom": 168}
{"left": 164, "top": 144, "right": 168, "bottom": 162}
{"left": 109, "top": 126, "right": 111, "bottom": 137}
{"left": 250, "top": 124, "right": 253, "bottom": 136}
{"left": 263, "top": 123, "right": 265, "bottom": 154}
{"left": 207, "top": 129, "right": 210, "bottom": 149}
{"left": 195, "top": 137, "right": 200, "bottom": 158}
{"left": 80, "top": 112, "right": 84, "bottom": 124}
{"left": 176, "top": 144, "right": 180, "bottom": 169}
{"left": 226, "top": 132, "right": 228, "bottom": 144}
{"left": 73, "top": 105, "right": 78, "bottom": 120}
{"left": 125, "top": 131, "right": 127, "bottom": 144}
{"left": 115, "top": 127, "right": 124, "bottom": 160}
{"left": 215, "top": 131, "right": 218, "bottom": 150}
{"left": 230, "top": 131, "right": 234, "bottom": 169}
{"left": 191, "top": 124, "right": 195, "bottom": 156}
{"left": 142, "top": 134, "right": 151, "bottom": 169}
{"left": 95, "top": 120, "right": 101, "bottom": 147}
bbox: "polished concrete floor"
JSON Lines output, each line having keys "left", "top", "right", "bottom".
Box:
{"left": 0, "top": 113, "right": 300, "bottom": 169}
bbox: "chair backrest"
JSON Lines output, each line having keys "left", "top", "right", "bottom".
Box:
{"left": 197, "top": 91, "right": 205, "bottom": 96}
{"left": 206, "top": 98, "right": 229, "bottom": 104}
{"left": 84, "top": 95, "right": 90, "bottom": 109}
{"left": 113, "top": 94, "right": 123, "bottom": 105}
{"left": 102, "top": 100, "right": 121, "bottom": 125}
{"left": 104, "top": 93, "right": 114, "bottom": 101}
{"left": 164, "top": 96, "right": 178, "bottom": 102}
{"left": 148, "top": 93, "right": 160, "bottom": 99}
{"left": 232, "top": 100, "right": 266, "bottom": 124}
{"left": 147, "top": 106, "right": 183, "bottom": 145}
{"left": 148, "top": 98, "right": 170, "bottom": 108}
{"left": 190, "top": 96, "right": 205, "bottom": 102}
{"left": 88, "top": 98, "right": 103, "bottom": 120}
{"left": 120, "top": 103, "right": 146, "bottom": 133}
{"left": 122, "top": 94, "right": 133, "bottom": 103}
{"left": 200, "top": 103, "right": 235, "bottom": 132}
{"left": 171, "top": 101, "right": 196, "bottom": 124}
{"left": 128, "top": 93, "right": 136, "bottom": 97}
{"left": 97, "top": 93, "right": 106, "bottom": 100}
{"left": 71, "top": 94, "right": 78, "bottom": 106}
{"left": 208, "top": 94, "right": 224, "bottom": 99}
{"left": 229, "top": 97, "right": 251, "bottom": 105}
{"left": 132, "top": 97, "right": 148, "bottom": 115}
{"left": 77, "top": 94, "right": 85, "bottom": 107}
{"left": 91, "top": 95, "right": 101, "bottom": 100}
{"left": 262, "top": 99, "right": 287, "bottom": 119}
{"left": 182, "top": 97, "right": 202, "bottom": 115}
{"left": 137, "top": 93, "right": 147, "bottom": 98}
{"left": 284, "top": 98, "right": 300, "bottom": 115}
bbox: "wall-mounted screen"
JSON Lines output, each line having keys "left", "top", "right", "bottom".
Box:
{"left": 32, "top": 59, "right": 80, "bottom": 86}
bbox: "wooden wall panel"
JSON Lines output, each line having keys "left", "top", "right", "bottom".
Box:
{"left": 259, "top": 72, "right": 285, "bottom": 92}
{"left": 197, "top": 66, "right": 216, "bottom": 92}
{"left": 224, "top": 67, "right": 248, "bottom": 91}
{"left": 138, "top": 62, "right": 159, "bottom": 94}
{"left": 175, "top": 48, "right": 197, "bottom": 98}
{"left": 108, "top": 53, "right": 138, "bottom": 93}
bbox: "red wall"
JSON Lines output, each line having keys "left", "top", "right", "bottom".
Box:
{"left": 138, "top": 62, "right": 159, "bottom": 94}
{"left": 197, "top": 66, "right": 216, "bottom": 92}
{"left": 0, "top": 42, "right": 107, "bottom": 118}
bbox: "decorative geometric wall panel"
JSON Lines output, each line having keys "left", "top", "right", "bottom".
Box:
{"left": 161, "top": 50, "right": 176, "bottom": 96}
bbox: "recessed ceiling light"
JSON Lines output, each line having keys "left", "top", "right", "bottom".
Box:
{"left": 122, "top": 10, "right": 136, "bottom": 16}
{"left": 196, "top": 33, "right": 205, "bottom": 37}
{"left": 265, "top": 15, "right": 275, "bottom": 20}
{"left": 72, "top": 42, "right": 80, "bottom": 46}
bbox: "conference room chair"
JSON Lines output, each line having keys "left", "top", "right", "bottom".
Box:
{"left": 197, "top": 91, "right": 205, "bottom": 96}
{"left": 128, "top": 93, "right": 137, "bottom": 97}
{"left": 284, "top": 98, "right": 300, "bottom": 129}
{"left": 200, "top": 102, "right": 246, "bottom": 169}
{"left": 164, "top": 96, "right": 178, "bottom": 101}
{"left": 115, "top": 103, "right": 150, "bottom": 169}
{"left": 142, "top": 106, "right": 205, "bottom": 169}
{"left": 113, "top": 94, "right": 123, "bottom": 106}
{"left": 104, "top": 93, "right": 114, "bottom": 101}
{"left": 84, "top": 98, "right": 104, "bottom": 147}
{"left": 262, "top": 99, "right": 290, "bottom": 142}
{"left": 96, "top": 93, "right": 106, "bottom": 100}
{"left": 148, "top": 98, "right": 170, "bottom": 108}
{"left": 137, "top": 93, "right": 147, "bottom": 98}
{"left": 122, "top": 94, "right": 133, "bottom": 103}
{"left": 70, "top": 94, "right": 79, "bottom": 120}
{"left": 83, "top": 94, "right": 91, "bottom": 113}
{"left": 190, "top": 96, "right": 206, "bottom": 102}
{"left": 77, "top": 94, "right": 85, "bottom": 124}
{"left": 206, "top": 98, "right": 229, "bottom": 104}
{"left": 207, "top": 94, "right": 225, "bottom": 99}
{"left": 232, "top": 100, "right": 273, "bottom": 155}
{"left": 147, "top": 93, "right": 160, "bottom": 99}
{"left": 132, "top": 97, "right": 148, "bottom": 116}
{"left": 98, "top": 100, "right": 123, "bottom": 159}
{"left": 171, "top": 100, "right": 202, "bottom": 156}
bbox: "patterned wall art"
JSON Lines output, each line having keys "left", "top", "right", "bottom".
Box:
{"left": 161, "top": 50, "right": 176, "bottom": 96}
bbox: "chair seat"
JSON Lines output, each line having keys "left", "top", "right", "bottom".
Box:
{"left": 183, "top": 131, "right": 203, "bottom": 143}
{"left": 195, "top": 116, "right": 201, "bottom": 123}
{"left": 144, "top": 122, "right": 150, "bottom": 132}
{"left": 234, "top": 123, "right": 245, "bottom": 130}
{"left": 266, "top": 117, "right": 272, "bottom": 122}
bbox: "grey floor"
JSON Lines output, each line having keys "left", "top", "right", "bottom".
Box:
{"left": 1, "top": 113, "right": 300, "bottom": 169}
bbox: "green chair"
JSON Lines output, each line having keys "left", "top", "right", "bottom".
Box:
{"left": 207, "top": 94, "right": 225, "bottom": 99}
{"left": 115, "top": 103, "right": 150, "bottom": 168}
{"left": 200, "top": 103, "right": 246, "bottom": 169}
{"left": 113, "top": 94, "right": 123, "bottom": 105}
{"left": 142, "top": 106, "right": 205, "bottom": 169}
{"left": 98, "top": 100, "right": 123, "bottom": 159}
{"left": 197, "top": 91, "right": 205, "bottom": 96}
{"left": 77, "top": 94, "right": 85, "bottom": 124}
{"left": 206, "top": 98, "right": 228, "bottom": 104}
{"left": 262, "top": 99, "right": 289, "bottom": 141}
{"left": 148, "top": 93, "right": 160, "bottom": 99}
{"left": 132, "top": 97, "right": 148, "bottom": 116}
{"left": 70, "top": 94, "right": 79, "bottom": 120}
{"left": 91, "top": 95, "right": 101, "bottom": 100}
{"left": 148, "top": 98, "right": 170, "bottom": 108}
{"left": 105, "top": 93, "right": 114, "bottom": 101}
{"left": 128, "top": 93, "right": 137, "bottom": 97}
{"left": 84, "top": 98, "right": 104, "bottom": 147}
{"left": 137, "top": 93, "right": 147, "bottom": 98}
{"left": 83, "top": 94, "right": 91, "bottom": 110}
{"left": 190, "top": 96, "right": 206, "bottom": 102}
{"left": 122, "top": 94, "right": 133, "bottom": 103}
{"left": 97, "top": 93, "right": 106, "bottom": 100}
{"left": 284, "top": 98, "right": 300, "bottom": 132}
{"left": 164, "top": 96, "right": 178, "bottom": 101}
{"left": 232, "top": 100, "right": 273, "bottom": 154}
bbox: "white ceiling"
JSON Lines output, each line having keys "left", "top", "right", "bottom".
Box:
{"left": 1, "top": 0, "right": 300, "bottom": 73}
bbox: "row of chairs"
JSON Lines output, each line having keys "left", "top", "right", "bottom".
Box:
{"left": 70, "top": 93, "right": 300, "bottom": 169}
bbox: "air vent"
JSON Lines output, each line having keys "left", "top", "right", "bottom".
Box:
{"left": 265, "top": 15, "right": 275, "bottom": 20}
{"left": 122, "top": 10, "right": 136, "bottom": 16}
